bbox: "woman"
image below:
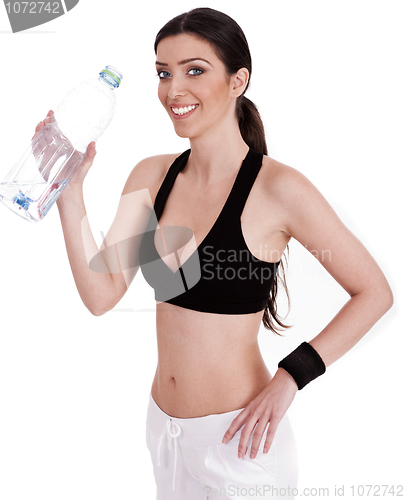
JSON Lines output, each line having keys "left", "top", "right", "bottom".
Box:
{"left": 34, "top": 7, "right": 393, "bottom": 499}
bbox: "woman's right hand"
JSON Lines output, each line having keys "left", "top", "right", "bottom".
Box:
{"left": 31, "top": 109, "right": 55, "bottom": 141}
{"left": 32, "top": 110, "right": 97, "bottom": 192}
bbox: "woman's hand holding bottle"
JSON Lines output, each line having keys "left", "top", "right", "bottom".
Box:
{"left": 33, "top": 110, "right": 97, "bottom": 197}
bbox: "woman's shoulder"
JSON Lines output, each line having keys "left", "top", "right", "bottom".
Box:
{"left": 121, "top": 151, "right": 184, "bottom": 200}
{"left": 261, "top": 154, "right": 317, "bottom": 200}
{"left": 261, "top": 153, "right": 340, "bottom": 240}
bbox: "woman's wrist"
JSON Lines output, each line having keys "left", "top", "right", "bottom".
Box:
{"left": 277, "top": 342, "right": 326, "bottom": 390}
{"left": 274, "top": 366, "right": 299, "bottom": 391}
{"left": 56, "top": 182, "right": 84, "bottom": 210}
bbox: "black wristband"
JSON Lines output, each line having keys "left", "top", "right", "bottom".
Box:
{"left": 278, "top": 342, "right": 326, "bottom": 390}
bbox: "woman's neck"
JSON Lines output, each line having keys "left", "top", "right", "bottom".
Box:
{"left": 185, "top": 124, "right": 250, "bottom": 187}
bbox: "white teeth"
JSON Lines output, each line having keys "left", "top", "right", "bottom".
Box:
{"left": 172, "top": 104, "right": 198, "bottom": 115}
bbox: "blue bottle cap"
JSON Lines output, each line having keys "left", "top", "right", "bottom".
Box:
{"left": 99, "top": 65, "right": 123, "bottom": 88}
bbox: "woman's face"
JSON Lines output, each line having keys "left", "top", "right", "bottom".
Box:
{"left": 155, "top": 33, "right": 239, "bottom": 139}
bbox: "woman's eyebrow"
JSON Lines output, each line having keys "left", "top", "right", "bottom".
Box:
{"left": 155, "top": 57, "right": 212, "bottom": 67}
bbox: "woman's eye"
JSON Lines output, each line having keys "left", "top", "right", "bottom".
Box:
{"left": 157, "top": 70, "right": 171, "bottom": 79}
{"left": 156, "top": 68, "right": 203, "bottom": 79}
{"left": 188, "top": 68, "right": 203, "bottom": 76}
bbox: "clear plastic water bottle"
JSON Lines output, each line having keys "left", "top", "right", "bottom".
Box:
{"left": 0, "top": 65, "right": 123, "bottom": 222}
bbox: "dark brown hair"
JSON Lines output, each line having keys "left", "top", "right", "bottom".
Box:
{"left": 154, "top": 7, "right": 291, "bottom": 334}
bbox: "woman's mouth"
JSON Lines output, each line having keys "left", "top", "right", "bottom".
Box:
{"left": 170, "top": 104, "right": 199, "bottom": 120}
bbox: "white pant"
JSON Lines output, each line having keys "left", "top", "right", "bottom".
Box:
{"left": 145, "top": 392, "right": 299, "bottom": 499}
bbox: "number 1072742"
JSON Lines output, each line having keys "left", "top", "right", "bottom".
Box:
{"left": 5, "top": 2, "right": 61, "bottom": 14}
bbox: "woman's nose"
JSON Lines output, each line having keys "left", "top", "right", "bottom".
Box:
{"left": 167, "top": 79, "right": 186, "bottom": 100}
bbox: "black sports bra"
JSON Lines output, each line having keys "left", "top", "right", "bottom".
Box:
{"left": 139, "top": 147, "right": 281, "bottom": 314}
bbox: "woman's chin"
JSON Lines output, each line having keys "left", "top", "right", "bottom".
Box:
{"left": 173, "top": 128, "right": 192, "bottom": 139}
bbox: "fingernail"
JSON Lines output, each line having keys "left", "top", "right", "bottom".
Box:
{"left": 263, "top": 447, "right": 268, "bottom": 454}
{"left": 238, "top": 452, "right": 242, "bottom": 459}
{"left": 222, "top": 437, "right": 226, "bottom": 444}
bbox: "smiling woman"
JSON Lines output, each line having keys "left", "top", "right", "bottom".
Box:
{"left": 40, "top": 5, "right": 395, "bottom": 500}
{"left": 154, "top": 32, "right": 253, "bottom": 145}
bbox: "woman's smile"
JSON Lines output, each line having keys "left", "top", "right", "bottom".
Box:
{"left": 170, "top": 103, "right": 199, "bottom": 119}
{"left": 156, "top": 34, "right": 236, "bottom": 139}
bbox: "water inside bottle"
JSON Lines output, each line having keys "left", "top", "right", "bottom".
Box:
{"left": 0, "top": 65, "right": 122, "bottom": 222}
{"left": 0, "top": 122, "right": 84, "bottom": 222}
{"left": 0, "top": 179, "right": 70, "bottom": 221}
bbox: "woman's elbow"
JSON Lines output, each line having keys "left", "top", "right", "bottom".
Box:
{"left": 371, "top": 282, "right": 394, "bottom": 313}
{"left": 383, "top": 286, "right": 394, "bottom": 311}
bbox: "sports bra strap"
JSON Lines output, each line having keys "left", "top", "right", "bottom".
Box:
{"left": 224, "top": 148, "right": 263, "bottom": 218}
{"left": 154, "top": 150, "right": 191, "bottom": 222}
{"left": 154, "top": 148, "right": 263, "bottom": 223}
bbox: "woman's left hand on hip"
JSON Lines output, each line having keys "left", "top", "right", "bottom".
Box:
{"left": 221, "top": 367, "right": 298, "bottom": 459}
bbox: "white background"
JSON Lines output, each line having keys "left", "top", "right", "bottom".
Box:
{"left": 0, "top": 1, "right": 403, "bottom": 498}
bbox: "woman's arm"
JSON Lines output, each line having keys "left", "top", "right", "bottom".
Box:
{"left": 277, "top": 163, "right": 394, "bottom": 367}
{"left": 56, "top": 182, "right": 117, "bottom": 317}
{"left": 56, "top": 155, "right": 164, "bottom": 317}
{"left": 32, "top": 112, "right": 167, "bottom": 317}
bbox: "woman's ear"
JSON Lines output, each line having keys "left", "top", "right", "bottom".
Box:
{"left": 231, "top": 68, "right": 249, "bottom": 98}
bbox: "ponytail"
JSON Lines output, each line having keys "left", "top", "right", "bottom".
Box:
{"left": 236, "top": 96, "right": 267, "bottom": 156}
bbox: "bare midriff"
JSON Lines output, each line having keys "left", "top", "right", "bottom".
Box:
{"left": 151, "top": 301, "right": 273, "bottom": 418}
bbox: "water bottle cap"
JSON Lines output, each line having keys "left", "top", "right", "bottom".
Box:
{"left": 99, "top": 65, "right": 123, "bottom": 88}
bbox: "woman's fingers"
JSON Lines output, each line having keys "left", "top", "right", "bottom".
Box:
{"left": 222, "top": 408, "right": 248, "bottom": 444}
{"left": 249, "top": 415, "right": 272, "bottom": 458}
{"left": 32, "top": 121, "right": 44, "bottom": 140}
{"left": 83, "top": 141, "right": 97, "bottom": 166}
{"left": 223, "top": 370, "right": 297, "bottom": 459}
{"left": 262, "top": 419, "right": 279, "bottom": 454}
{"left": 30, "top": 113, "right": 97, "bottom": 189}
{"left": 83, "top": 141, "right": 97, "bottom": 168}
{"left": 69, "top": 141, "right": 97, "bottom": 188}
{"left": 238, "top": 414, "right": 260, "bottom": 459}
{"left": 31, "top": 110, "right": 54, "bottom": 140}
